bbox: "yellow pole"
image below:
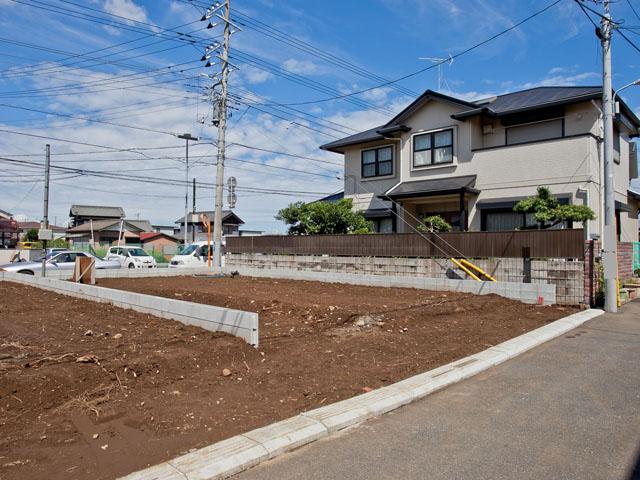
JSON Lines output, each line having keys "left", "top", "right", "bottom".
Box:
{"left": 459, "top": 258, "right": 497, "bottom": 282}
{"left": 451, "top": 258, "right": 481, "bottom": 281}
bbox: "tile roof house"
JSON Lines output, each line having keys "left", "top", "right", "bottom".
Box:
{"left": 66, "top": 219, "right": 149, "bottom": 244}
{"left": 69, "top": 205, "right": 125, "bottom": 228}
{"left": 320, "top": 86, "right": 640, "bottom": 241}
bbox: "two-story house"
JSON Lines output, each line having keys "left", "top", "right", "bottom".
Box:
{"left": 320, "top": 86, "right": 640, "bottom": 242}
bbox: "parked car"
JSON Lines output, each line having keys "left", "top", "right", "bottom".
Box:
{"left": 106, "top": 246, "right": 157, "bottom": 269}
{"left": 0, "top": 251, "right": 120, "bottom": 275}
{"left": 41, "top": 247, "right": 69, "bottom": 259}
{"left": 169, "top": 241, "right": 215, "bottom": 268}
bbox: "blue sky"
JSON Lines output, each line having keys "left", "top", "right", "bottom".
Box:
{"left": 0, "top": 0, "right": 639, "bottom": 232}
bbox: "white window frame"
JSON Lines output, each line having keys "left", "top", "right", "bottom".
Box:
{"left": 410, "top": 126, "right": 457, "bottom": 171}
{"left": 360, "top": 144, "right": 395, "bottom": 179}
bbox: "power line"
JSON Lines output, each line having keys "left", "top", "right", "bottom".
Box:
{"left": 0, "top": 103, "right": 182, "bottom": 137}
{"left": 258, "top": 0, "right": 563, "bottom": 107}
{"left": 626, "top": 0, "right": 640, "bottom": 22}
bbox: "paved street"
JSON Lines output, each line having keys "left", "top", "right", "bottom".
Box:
{"left": 238, "top": 301, "right": 640, "bottom": 480}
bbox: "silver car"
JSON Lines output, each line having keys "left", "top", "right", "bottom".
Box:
{"left": 0, "top": 250, "right": 121, "bottom": 275}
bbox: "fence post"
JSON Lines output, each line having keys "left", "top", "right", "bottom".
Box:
{"left": 522, "top": 246, "right": 531, "bottom": 283}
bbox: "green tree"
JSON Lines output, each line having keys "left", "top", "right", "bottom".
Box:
{"left": 25, "top": 228, "right": 39, "bottom": 242}
{"left": 276, "top": 198, "right": 373, "bottom": 235}
{"left": 416, "top": 215, "right": 452, "bottom": 233}
{"left": 513, "top": 186, "right": 595, "bottom": 229}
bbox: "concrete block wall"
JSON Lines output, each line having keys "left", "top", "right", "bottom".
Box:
{"left": 227, "top": 254, "right": 576, "bottom": 304}
{"left": 229, "top": 266, "right": 556, "bottom": 305}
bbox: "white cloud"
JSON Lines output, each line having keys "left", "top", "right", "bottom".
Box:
{"left": 361, "top": 87, "right": 392, "bottom": 104}
{"left": 282, "top": 58, "right": 319, "bottom": 75}
{"left": 242, "top": 66, "right": 274, "bottom": 85}
{"left": 103, "top": 0, "right": 150, "bottom": 24}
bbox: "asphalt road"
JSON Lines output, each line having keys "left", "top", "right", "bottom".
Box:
{"left": 238, "top": 301, "right": 640, "bottom": 480}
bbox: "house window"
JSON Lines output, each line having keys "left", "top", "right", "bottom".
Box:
{"left": 613, "top": 125, "right": 621, "bottom": 164}
{"left": 361, "top": 146, "right": 393, "bottom": 178}
{"left": 413, "top": 129, "right": 454, "bottom": 168}
{"left": 505, "top": 118, "right": 563, "bottom": 145}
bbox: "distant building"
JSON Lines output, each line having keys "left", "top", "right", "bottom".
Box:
{"left": 152, "top": 224, "right": 176, "bottom": 236}
{"left": 66, "top": 219, "right": 150, "bottom": 244}
{"left": 17, "top": 221, "right": 66, "bottom": 240}
{"left": 0, "top": 209, "right": 13, "bottom": 220}
{"left": 69, "top": 205, "right": 125, "bottom": 228}
{"left": 174, "top": 210, "right": 245, "bottom": 241}
{"left": 0, "top": 217, "right": 18, "bottom": 247}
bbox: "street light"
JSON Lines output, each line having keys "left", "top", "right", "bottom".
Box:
{"left": 613, "top": 78, "right": 640, "bottom": 106}
{"left": 177, "top": 133, "right": 199, "bottom": 247}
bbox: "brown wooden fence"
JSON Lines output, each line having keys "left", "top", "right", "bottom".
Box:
{"left": 227, "top": 229, "right": 586, "bottom": 259}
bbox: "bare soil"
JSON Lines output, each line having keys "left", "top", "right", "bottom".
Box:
{"left": 0, "top": 277, "right": 576, "bottom": 479}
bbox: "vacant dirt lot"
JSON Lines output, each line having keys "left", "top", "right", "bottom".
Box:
{"left": 1, "top": 277, "right": 575, "bottom": 479}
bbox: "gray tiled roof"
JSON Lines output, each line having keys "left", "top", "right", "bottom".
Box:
{"left": 384, "top": 175, "right": 478, "bottom": 199}
{"left": 69, "top": 205, "right": 125, "bottom": 218}
{"left": 470, "top": 86, "right": 602, "bottom": 115}
{"left": 321, "top": 86, "right": 638, "bottom": 152}
{"left": 319, "top": 125, "right": 385, "bottom": 152}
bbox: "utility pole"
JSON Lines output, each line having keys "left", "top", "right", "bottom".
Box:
{"left": 41, "top": 144, "right": 51, "bottom": 277}
{"left": 212, "top": 0, "right": 231, "bottom": 273}
{"left": 177, "top": 133, "right": 198, "bottom": 247}
{"left": 600, "top": 0, "right": 617, "bottom": 313}
{"left": 192, "top": 177, "right": 196, "bottom": 242}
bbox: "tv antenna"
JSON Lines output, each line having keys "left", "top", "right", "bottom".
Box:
{"left": 418, "top": 55, "right": 454, "bottom": 91}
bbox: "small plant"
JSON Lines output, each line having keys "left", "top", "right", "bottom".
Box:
{"left": 417, "top": 215, "right": 452, "bottom": 233}
{"left": 513, "top": 186, "right": 595, "bottom": 229}
{"left": 24, "top": 228, "right": 39, "bottom": 242}
{"left": 150, "top": 249, "right": 167, "bottom": 264}
{"left": 594, "top": 259, "right": 605, "bottom": 307}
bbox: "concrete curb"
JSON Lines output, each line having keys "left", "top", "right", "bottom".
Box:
{"left": 119, "top": 308, "right": 604, "bottom": 480}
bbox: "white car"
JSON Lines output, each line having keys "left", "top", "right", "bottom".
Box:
{"left": 169, "top": 241, "right": 215, "bottom": 268}
{"left": 0, "top": 251, "right": 120, "bottom": 275}
{"left": 106, "top": 246, "right": 157, "bottom": 269}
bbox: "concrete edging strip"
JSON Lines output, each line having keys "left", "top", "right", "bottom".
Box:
{"left": 0, "top": 271, "right": 259, "bottom": 346}
{"left": 119, "top": 307, "right": 604, "bottom": 480}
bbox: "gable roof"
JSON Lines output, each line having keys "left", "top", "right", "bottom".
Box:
{"left": 174, "top": 210, "right": 245, "bottom": 225}
{"left": 139, "top": 232, "right": 178, "bottom": 242}
{"left": 69, "top": 205, "right": 125, "bottom": 218}
{"left": 66, "top": 219, "right": 145, "bottom": 233}
{"left": 320, "top": 86, "right": 640, "bottom": 153}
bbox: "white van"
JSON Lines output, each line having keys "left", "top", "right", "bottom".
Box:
{"left": 168, "top": 241, "right": 215, "bottom": 268}
{"left": 106, "top": 246, "right": 157, "bottom": 269}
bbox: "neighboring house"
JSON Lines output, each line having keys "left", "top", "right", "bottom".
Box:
{"left": 174, "top": 210, "right": 245, "bottom": 241}
{"left": 139, "top": 232, "right": 179, "bottom": 250}
{"left": 69, "top": 205, "right": 125, "bottom": 228}
{"left": 320, "top": 86, "right": 640, "bottom": 242}
{"left": 0, "top": 209, "right": 13, "bottom": 220}
{"left": 313, "top": 191, "right": 345, "bottom": 203}
{"left": 152, "top": 224, "right": 177, "bottom": 236}
{"left": 17, "top": 221, "right": 66, "bottom": 240}
{"left": 66, "top": 219, "right": 149, "bottom": 244}
{"left": 0, "top": 218, "right": 18, "bottom": 247}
